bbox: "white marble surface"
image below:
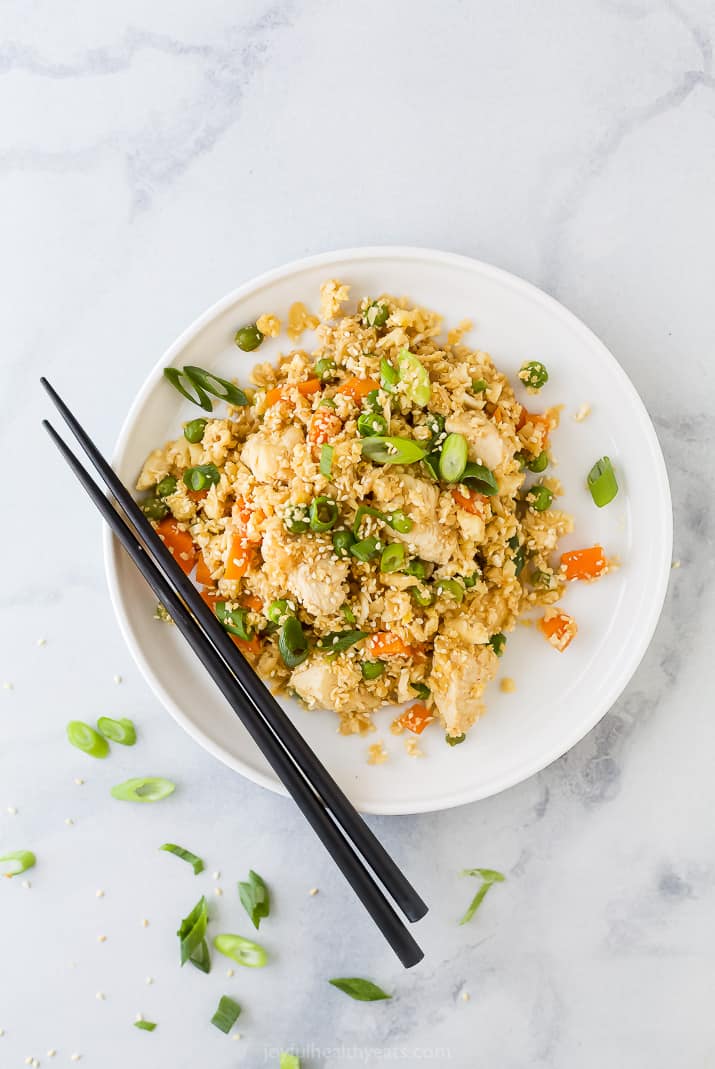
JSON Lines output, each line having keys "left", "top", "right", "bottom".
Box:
{"left": 0, "top": 1, "right": 712, "bottom": 1066}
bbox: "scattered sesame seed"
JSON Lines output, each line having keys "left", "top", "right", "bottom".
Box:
{"left": 135, "top": 1013, "right": 143, "bottom": 1022}
{"left": 461, "top": 991, "right": 471, "bottom": 1002}
{"left": 98, "top": 934, "right": 107, "bottom": 943}
{"left": 70, "top": 1053, "right": 81, "bottom": 1061}
{"left": 0, "top": 1028, "right": 4, "bottom": 1036}
{"left": 214, "top": 886, "right": 223, "bottom": 896}
{"left": 24, "top": 1057, "right": 32, "bottom": 1065}
{"left": 231, "top": 1033, "right": 242, "bottom": 1041}
{"left": 113, "top": 675, "right": 122, "bottom": 685}
{"left": 74, "top": 778, "right": 84, "bottom": 786}
{"left": 141, "top": 919, "right": 149, "bottom": 927}
{"left": 226, "top": 968, "right": 234, "bottom": 978}
{"left": 573, "top": 402, "right": 591, "bottom": 422}
{"left": 37, "top": 638, "right": 47, "bottom": 647}
{"left": 47, "top": 1052, "right": 55, "bottom": 1059}
{"left": 64, "top": 818, "right": 74, "bottom": 826}
{"left": 212, "top": 871, "right": 221, "bottom": 880}
{"left": 96, "top": 889, "right": 104, "bottom": 898}
{"left": 21, "top": 880, "right": 31, "bottom": 889}
{"left": 3, "top": 682, "right": 13, "bottom": 690}
{"left": 145, "top": 977, "right": 153, "bottom": 985}
{"left": 308, "top": 887, "right": 319, "bottom": 896}
{"left": 96, "top": 992, "right": 105, "bottom": 1001}
{"left": 671, "top": 560, "right": 681, "bottom": 569}
{"left": 7, "top": 806, "right": 17, "bottom": 815}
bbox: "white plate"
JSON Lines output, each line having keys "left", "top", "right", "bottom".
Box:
{"left": 104, "top": 247, "right": 672, "bottom": 815}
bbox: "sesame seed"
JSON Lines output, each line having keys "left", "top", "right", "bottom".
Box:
{"left": 98, "top": 935, "right": 106, "bottom": 943}
{"left": 47, "top": 1052, "right": 55, "bottom": 1059}
{"left": 0, "top": 1028, "right": 4, "bottom": 1036}
{"left": 212, "top": 871, "right": 221, "bottom": 880}
{"left": 141, "top": 919, "right": 149, "bottom": 927}
{"left": 37, "top": 638, "right": 47, "bottom": 647}
{"left": 70, "top": 1053, "right": 81, "bottom": 1061}
{"left": 231, "top": 1033, "right": 242, "bottom": 1041}
{"left": 226, "top": 968, "right": 234, "bottom": 978}
{"left": 113, "top": 675, "right": 122, "bottom": 685}
{"left": 145, "top": 977, "right": 153, "bottom": 985}
{"left": 96, "top": 992, "right": 105, "bottom": 1001}
{"left": 3, "top": 682, "right": 13, "bottom": 690}
{"left": 64, "top": 818, "right": 74, "bottom": 826}
{"left": 7, "top": 806, "right": 17, "bottom": 815}
{"left": 21, "top": 880, "right": 31, "bottom": 889}
{"left": 671, "top": 560, "right": 681, "bottom": 569}
{"left": 25, "top": 1057, "right": 32, "bottom": 1065}
{"left": 74, "top": 778, "right": 84, "bottom": 786}
{"left": 96, "top": 889, "right": 104, "bottom": 898}
{"left": 214, "top": 887, "right": 223, "bottom": 896}
{"left": 308, "top": 887, "right": 319, "bottom": 896}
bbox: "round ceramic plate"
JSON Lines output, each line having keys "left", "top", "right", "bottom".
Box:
{"left": 104, "top": 247, "right": 672, "bottom": 815}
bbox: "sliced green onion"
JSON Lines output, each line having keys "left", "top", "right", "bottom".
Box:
{"left": 0, "top": 850, "right": 36, "bottom": 878}
{"left": 284, "top": 504, "right": 310, "bottom": 534}
{"left": 211, "top": 995, "right": 241, "bottom": 1034}
{"left": 587, "top": 456, "right": 618, "bottom": 507}
{"left": 189, "top": 937, "right": 211, "bottom": 973}
{"left": 462, "top": 571, "right": 479, "bottom": 588}
{"left": 340, "top": 603, "right": 356, "bottom": 625}
{"left": 67, "top": 721, "right": 109, "bottom": 759}
{"left": 215, "top": 601, "right": 253, "bottom": 641}
{"left": 411, "top": 682, "right": 431, "bottom": 700}
{"left": 362, "top": 660, "right": 385, "bottom": 680}
{"left": 357, "top": 411, "right": 388, "bottom": 437}
{"left": 134, "top": 1019, "right": 157, "bottom": 1032}
{"left": 397, "top": 349, "right": 431, "bottom": 406}
{"left": 531, "top": 568, "right": 554, "bottom": 589}
{"left": 387, "top": 510, "right": 412, "bottom": 533}
{"left": 280, "top": 1054, "right": 301, "bottom": 1069}
{"left": 140, "top": 496, "right": 169, "bottom": 522}
{"left": 461, "top": 461, "right": 499, "bottom": 496}
{"left": 183, "top": 418, "right": 207, "bottom": 444}
{"left": 380, "top": 543, "right": 406, "bottom": 573}
{"left": 315, "top": 356, "right": 337, "bottom": 382}
{"left": 380, "top": 357, "right": 399, "bottom": 393}
{"left": 513, "top": 544, "right": 526, "bottom": 577}
{"left": 472, "top": 378, "right": 488, "bottom": 393}
{"left": 352, "top": 504, "right": 384, "bottom": 536}
{"left": 160, "top": 843, "right": 204, "bottom": 875}
{"left": 525, "top": 484, "right": 553, "bottom": 511}
{"left": 278, "top": 616, "right": 309, "bottom": 668}
{"left": 364, "top": 301, "right": 389, "bottom": 328}
{"left": 156, "top": 475, "right": 177, "bottom": 498}
{"left": 410, "top": 585, "right": 434, "bottom": 607}
{"left": 365, "top": 388, "right": 381, "bottom": 411}
{"left": 317, "top": 630, "right": 368, "bottom": 655}
{"left": 328, "top": 977, "right": 391, "bottom": 1002}
{"left": 96, "top": 717, "right": 136, "bottom": 746}
{"left": 213, "top": 933, "right": 268, "bottom": 968}
{"left": 349, "top": 536, "right": 380, "bottom": 562}
{"left": 488, "top": 633, "right": 506, "bottom": 657}
{"left": 425, "top": 412, "right": 446, "bottom": 446}
{"left": 238, "top": 870, "right": 270, "bottom": 929}
{"left": 459, "top": 867, "right": 506, "bottom": 925}
{"left": 309, "top": 496, "right": 339, "bottom": 532}
{"left": 439, "top": 433, "right": 468, "bottom": 482}
{"left": 404, "top": 558, "right": 430, "bottom": 579}
{"left": 518, "top": 360, "right": 548, "bottom": 390}
{"left": 234, "top": 324, "right": 264, "bottom": 352}
{"left": 184, "top": 365, "right": 248, "bottom": 407}
{"left": 177, "top": 895, "right": 208, "bottom": 966}
{"left": 319, "top": 397, "right": 337, "bottom": 410}
{"left": 361, "top": 436, "right": 428, "bottom": 466}
{"left": 526, "top": 451, "right": 548, "bottom": 473}
{"left": 320, "top": 444, "right": 334, "bottom": 477}
{"left": 436, "top": 578, "right": 464, "bottom": 602}
{"left": 163, "top": 367, "right": 213, "bottom": 411}
{"left": 111, "top": 777, "right": 175, "bottom": 803}
{"left": 332, "top": 529, "right": 355, "bottom": 557}
{"left": 266, "top": 599, "right": 292, "bottom": 625}
{"left": 422, "top": 451, "right": 441, "bottom": 480}
{"left": 446, "top": 732, "right": 466, "bottom": 746}
{"left": 183, "top": 464, "right": 220, "bottom": 492}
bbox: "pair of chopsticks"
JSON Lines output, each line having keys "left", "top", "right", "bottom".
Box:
{"left": 41, "top": 379, "right": 427, "bottom": 968}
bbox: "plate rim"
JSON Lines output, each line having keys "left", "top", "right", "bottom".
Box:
{"left": 103, "top": 245, "right": 673, "bottom": 815}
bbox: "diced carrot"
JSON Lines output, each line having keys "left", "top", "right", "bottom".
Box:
{"left": 156, "top": 518, "right": 196, "bottom": 576}
{"left": 264, "top": 386, "right": 286, "bottom": 407}
{"left": 517, "top": 408, "right": 551, "bottom": 450}
{"left": 396, "top": 702, "right": 434, "bottom": 735}
{"left": 366, "top": 631, "right": 415, "bottom": 658}
{"left": 230, "top": 632, "right": 263, "bottom": 657}
{"left": 224, "top": 536, "right": 254, "bottom": 582}
{"left": 241, "top": 594, "right": 263, "bottom": 612}
{"left": 233, "top": 499, "right": 264, "bottom": 547}
{"left": 195, "top": 552, "right": 214, "bottom": 586}
{"left": 308, "top": 407, "right": 342, "bottom": 449}
{"left": 539, "top": 610, "right": 577, "bottom": 651}
{"left": 264, "top": 378, "right": 322, "bottom": 408}
{"left": 297, "top": 378, "right": 321, "bottom": 397}
{"left": 561, "top": 545, "right": 607, "bottom": 581}
{"left": 336, "top": 376, "right": 381, "bottom": 402}
{"left": 199, "top": 586, "right": 221, "bottom": 609}
{"left": 451, "top": 487, "right": 488, "bottom": 515}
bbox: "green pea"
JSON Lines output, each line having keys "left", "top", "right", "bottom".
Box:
{"left": 183, "top": 464, "right": 220, "bottom": 492}
{"left": 332, "top": 529, "right": 355, "bottom": 557}
{"left": 156, "top": 476, "right": 177, "bottom": 498}
{"left": 519, "top": 361, "right": 548, "bottom": 390}
{"left": 361, "top": 660, "right": 386, "bottom": 680}
{"left": 404, "top": 558, "right": 430, "bottom": 580}
{"left": 435, "top": 578, "right": 464, "bottom": 603}
{"left": 183, "top": 418, "right": 207, "bottom": 444}
{"left": 462, "top": 571, "right": 480, "bottom": 588}
{"left": 315, "top": 357, "right": 337, "bottom": 382}
{"left": 141, "top": 497, "right": 169, "bottom": 521}
{"left": 357, "top": 411, "right": 388, "bottom": 438}
{"left": 235, "top": 324, "right": 264, "bottom": 352}
{"left": 267, "top": 599, "right": 292, "bottom": 624}
{"left": 309, "top": 496, "right": 339, "bottom": 532}
{"left": 526, "top": 451, "right": 549, "bottom": 473}
{"left": 526, "top": 484, "right": 554, "bottom": 511}
{"left": 284, "top": 504, "right": 310, "bottom": 534}
{"left": 439, "top": 433, "right": 468, "bottom": 483}
{"left": 472, "top": 379, "right": 488, "bottom": 393}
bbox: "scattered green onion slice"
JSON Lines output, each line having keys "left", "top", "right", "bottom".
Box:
{"left": 211, "top": 995, "right": 242, "bottom": 1034}
{"left": 531, "top": 568, "right": 553, "bottom": 589}
{"left": 140, "top": 497, "right": 169, "bottom": 522}
{"left": 238, "top": 870, "right": 270, "bottom": 929}
{"left": 160, "top": 843, "right": 204, "bottom": 875}
{"left": 320, "top": 444, "right": 334, "bottom": 477}
{"left": 436, "top": 578, "right": 464, "bottom": 603}
{"left": 183, "top": 464, "right": 220, "bottom": 492}
{"left": 364, "top": 301, "right": 389, "bottom": 328}
{"left": 472, "top": 378, "right": 488, "bottom": 393}
{"left": 458, "top": 867, "right": 506, "bottom": 925}
{"left": 315, "top": 356, "right": 337, "bottom": 382}
{"left": 361, "top": 660, "right": 385, "bottom": 680}
{"left": 0, "top": 850, "right": 36, "bottom": 878}
{"left": 189, "top": 938, "right": 211, "bottom": 973}
{"left": 278, "top": 616, "right": 309, "bottom": 668}
{"left": 462, "top": 571, "right": 479, "bottom": 588}
{"left": 177, "top": 895, "right": 208, "bottom": 966}
{"left": 519, "top": 361, "right": 548, "bottom": 390}
{"left": 183, "top": 418, "right": 207, "bottom": 444}
{"left": 319, "top": 397, "right": 337, "bottom": 409}
{"left": 134, "top": 1019, "right": 157, "bottom": 1032}
{"left": 425, "top": 412, "right": 446, "bottom": 446}
{"left": 328, "top": 977, "right": 391, "bottom": 1002}
{"left": 365, "top": 388, "right": 382, "bottom": 411}
{"left": 215, "top": 602, "right": 253, "bottom": 641}
{"left": 380, "top": 357, "right": 399, "bottom": 392}
{"left": 340, "top": 603, "right": 356, "bottom": 624}
{"left": 317, "top": 630, "right": 368, "bottom": 655}
{"left": 439, "top": 433, "right": 468, "bottom": 482}
{"left": 512, "top": 544, "right": 526, "bottom": 577}
{"left": 397, "top": 349, "right": 431, "bottom": 406}
{"left": 309, "top": 496, "right": 339, "bottom": 532}
{"left": 352, "top": 504, "right": 384, "bottom": 536}
{"left": 404, "top": 558, "right": 430, "bottom": 579}
{"left": 111, "top": 777, "right": 176, "bottom": 803}
{"left": 96, "top": 717, "right": 136, "bottom": 746}
{"left": 446, "top": 732, "right": 466, "bottom": 746}
{"left": 67, "top": 721, "right": 109, "bottom": 759}
{"left": 185, "top": 366, "right": 248, "bottom": 407}
{"left": 380, "top": 543, "right": 406, "bottom": 573}
{"left": 488, "top": 633, "right": 506, "bottom": 657}
{"left": 163, "top": 367, "right": 213, "bottom": 411}
{"left": 422, "top": 451, "right": 441, "bottom": 480}
{"left": 461, "top": 461, "right": 499, "bottom": 496}
{"left": 388, "top": 509, "right": 412, "bottom": 533}
{"left": 234, "top": 324, "right": 264, "bottom": 352}
{"left": 357, "top": 411, "right": 388, "bottom": 437}
{"left": 280, "top": 1054, "right": 301, "bottom": 1069}
{"left": 526, "top": 484, "right": 553, "bottom": 511}
{"left": 267, "top": 599, "right": 292, "bottom": 625}
{"left": 361, "top": 436, "right": 428, "bottom": 466}
{"left": 332, "top": 529, "right": 355, "bottom": 557}
{"left": 410, "top": 585, "right": 434, "bottom": 607}
{"left": 213, "top": 933, "right": 268, "bottom": 968}
{"left": 587, "top": 456, "right": 618, "bottom": 507}
{"left": 284, "top": 504, "right": 310, "bottom": 534}
{"left": 156, "top": 475, "right": 177, "bottom": 498}
{"left": 411, "top": 682, "right": 431, "bottom": 700}
{"left": 349, "top": 536, "right": 380, "bottom": 562}
{"left": 526, "top": 451, "right": 549, "bottom": 473}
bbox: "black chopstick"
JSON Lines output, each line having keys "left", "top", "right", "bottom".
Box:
{"left": 41, "top": 391, "right": 427, "bottom": 966}
{"left": 40, "top": 378, "right": 427, "bottom": 925}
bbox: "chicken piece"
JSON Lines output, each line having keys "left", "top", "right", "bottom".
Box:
{"left": 429, "top": 640, "right": 498, "bottom": 736}
{"left": 442, "top": 611, "right": 490, "bottom": 646}
{"left": 392, "top": 522, "right": 458, "bottom": 566}
{"left": 288, "top": 558, "right": 349, "bottom": 617}
{"left": 455, "top": 510, "right": 486, "bottom": 542}
{"left": 445, "top": 411, "right": 506, "bottom": 470}
{"left": 290, "top": 657, "right": 340, "bottom": 709}
{"left": 241, "top": 425, "right": 303, "bottom": 484}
